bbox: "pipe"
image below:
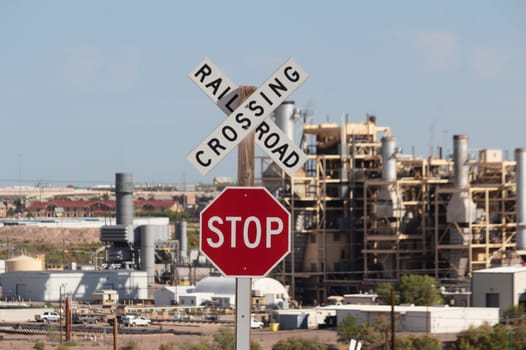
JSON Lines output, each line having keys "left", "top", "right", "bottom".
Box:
{"left": 516, "top": 148, "right": 526, "bottom": 250}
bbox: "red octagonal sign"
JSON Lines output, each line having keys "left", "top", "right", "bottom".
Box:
{"left": 200, "top": 187, "right": 291, "bottom": 277}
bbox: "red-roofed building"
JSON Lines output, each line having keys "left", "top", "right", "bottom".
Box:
{"left": 27, "top": 199, "right": 180, "bottom": 218}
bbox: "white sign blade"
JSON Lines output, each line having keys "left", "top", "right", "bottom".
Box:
{"left": 188, "top": 58, "right": 240, "bottom": 116}
{"left": 187, "top": 58, "right": 308, "bottom": 175}
{"left": 188, "top": 58, "right": 308, "bottom": 176}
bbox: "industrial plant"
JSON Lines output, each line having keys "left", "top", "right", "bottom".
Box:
{"left": 260, "top": 102, "right": 524, "bottom": 306}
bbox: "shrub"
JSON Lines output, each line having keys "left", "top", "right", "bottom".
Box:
{"left": 33, "top": 341, "right": 45, "bottom": 350}
{"left": 212, "top": 326, "right": 234, "bottom": 350}
{"left": 211, "top": 326, "right": 260, "bottom": 350}
{"left": 336, "top": 316, "right": 359, "bottom": 343}
{"left": 121, "top": 339, "right": 140, "bottom": 350}
{"left": 454, "top": 322, "right": 508, "bottom": 350}
{"left": 396, "top": 335, "right": 441, "bottom": 350}
{"left": 272, "top": 337, "right": 326, "bottom": 350}
{"left": 175, "top": 341, "right": 210, "bottom": 350}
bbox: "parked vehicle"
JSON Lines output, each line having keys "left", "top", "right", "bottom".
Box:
{"left": 122, "top": 315, "right": 151, "bottom": 327}
{"left": 35, "top": 311, "right": 60, "bottom": 323}
{"left": 174, "top": 313, "right": 193, "bottom": 321}
{"left": 251, "top": 318, "right": 264, "bottom": 329}
{"left": 107, "top": 315, "right": 125, "bottom": 327}
{"left": 72, "top": 314, "right": 100, "bottom": 324}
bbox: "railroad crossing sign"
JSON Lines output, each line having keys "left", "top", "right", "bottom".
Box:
{"left": 187, "top": 57, "right": 308, "bottom": 176}
{"left": 200, "top": 187, "right": 290, "bottom": 276}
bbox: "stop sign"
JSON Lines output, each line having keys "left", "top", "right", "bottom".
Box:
{"left": 200, "top": 187, "right": 290, "bottom": 276}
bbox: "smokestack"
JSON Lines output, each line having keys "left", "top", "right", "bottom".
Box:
{"left": 376, "top": 136, "right": 404, "bottom": 218}
{"left": 447, "top": 135, "right": 477, "bottom": 224}
{"left": 175, "top": 220, "right": 188, "bottom": 263}
{"left": 141, "top": 225, "right": 156, "bottom": 286}
{"left": 453, "top": 135, "right": 469, "bottom": 189}
{"left": 115, "top": 173, "right": 133, "bottom": 226}
{"left": 382, "top": 136, "right": 397, "bottom": 182}
{"left": 516, "top": 148, "right": 526, "bottom": 250}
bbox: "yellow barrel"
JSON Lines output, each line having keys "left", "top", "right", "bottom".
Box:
{"left": 269, "top": 323, "right": 279, "bottom": 331}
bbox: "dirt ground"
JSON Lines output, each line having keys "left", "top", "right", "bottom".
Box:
{"left": 0, "top": 226, "right": 101, "bottom": 247}
{"left": 0, "top": 325, "right": 343, "bottom": 350}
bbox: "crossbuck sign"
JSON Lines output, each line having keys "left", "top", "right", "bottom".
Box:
{"left": 187, "top": 58, "right": 308, "bottom": 176}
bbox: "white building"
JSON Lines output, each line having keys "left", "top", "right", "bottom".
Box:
{"left": 179, "top": 292, "right": 215, "bottom": 307}
{"left": 333, "top": 304, "right": 498, "bottom": 334}
{"left": 472, "top": 265, "right": 526, "bottom": 315}
{"left": 154, "top": 285, "right": 194, "bottom": 306}
{"left": 153, "top": 276, "right": 289, "bottom": 308}
{"left": 0, "top": 270, "right": 147, "bottom": 302}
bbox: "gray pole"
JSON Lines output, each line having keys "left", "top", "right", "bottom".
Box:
{"left": 236, "top": 86, "right": 256, "bottom": 350}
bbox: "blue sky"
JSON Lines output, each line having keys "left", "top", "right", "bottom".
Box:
{"left": 1, "top": 1, "right": 524, "bottom": 186}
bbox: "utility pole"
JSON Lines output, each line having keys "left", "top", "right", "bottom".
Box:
{"left": 391, "top": 287, "right": 396, "bottom": 350}
{"left": 113, "top": 317, "right": 119, "bottom": 350}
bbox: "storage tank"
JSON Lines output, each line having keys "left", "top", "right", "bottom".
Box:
{"left": 6, "top": 255, "right": 43, "bottom": 272}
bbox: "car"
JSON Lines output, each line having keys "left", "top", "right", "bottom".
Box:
{"left": 204, "top": 314, "right": 219, "bottom": 321}
{"left": 174, "top": 313, "right": 193, "bottom": 321}
{"left": 250, "top": 318, "right": 264, "bottom": 329}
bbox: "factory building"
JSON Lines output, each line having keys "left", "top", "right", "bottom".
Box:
{"left": 260, "top": 108, "right": 525, "bottom": 305}
{"left": 0, "top": 270, "right": 147, "bottom": 302}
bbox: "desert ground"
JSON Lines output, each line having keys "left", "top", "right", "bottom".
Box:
{"left": 0, "top": 324, "right": 343, "bottom": 350}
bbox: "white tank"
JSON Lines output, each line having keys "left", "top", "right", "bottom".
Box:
{"left": 6, "top": 255, "right": 43, "bottom": 272}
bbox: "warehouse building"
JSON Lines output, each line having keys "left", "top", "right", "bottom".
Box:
{"left": 333, "top": 304, "right": 498, "bottom": 333}
{"left": 0, "top": 270, "right": 147, "bottom": 302}
{"left": 472, "top": 265, "right": 526, "bottom": 316}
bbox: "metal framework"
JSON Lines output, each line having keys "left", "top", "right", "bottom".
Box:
{"left": 263, "top": 117, "right": 518, "bottom": 304}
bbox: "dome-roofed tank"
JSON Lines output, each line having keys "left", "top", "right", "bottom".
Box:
{"left": 6, "top": 254, "right": 44, "bottom": 272}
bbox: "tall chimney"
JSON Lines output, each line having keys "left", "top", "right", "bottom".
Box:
{"left": 382, "top": 136, "right": 397, "bottom": 182}
{"left": 376, "top": 136, "right": 404, "bottom": 219}
{"left": 453, "top": 135, "right": 469, "bottom": 189}
{"left": 447, "top": 135, "right": 477, "bottom": 224}
{"left": 115, "top": 173, "right": 133, "bottom": 225}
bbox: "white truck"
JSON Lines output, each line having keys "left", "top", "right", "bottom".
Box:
{"left": 35, "top": 311, "right": 60, "bottom": 323}
{"left": 122, "top": 315, "right": 151, "bottom": 327}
